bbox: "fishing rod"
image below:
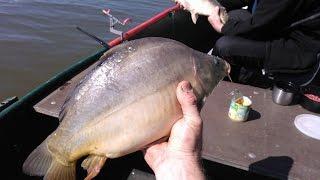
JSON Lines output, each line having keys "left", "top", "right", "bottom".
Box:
{"left": 76, "top": 26, "right": 110, "bottom": 49}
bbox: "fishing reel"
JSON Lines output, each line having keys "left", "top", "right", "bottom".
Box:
{"left": 102, "top": 9, "right": 132, "bottom": 41}
{"left": 76, "top": 8, "right": 132, "bottom": 49}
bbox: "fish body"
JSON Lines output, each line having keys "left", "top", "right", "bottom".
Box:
{"left": 23, "top": 37, "right": 229, "bottom": 179}
{"left": 174, "top": 0, "right": 228, "bottom": 24}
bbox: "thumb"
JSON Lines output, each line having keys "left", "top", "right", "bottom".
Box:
{"left": 214, "top": 6, "right": 220, "bottom": 15}
{"left": 209, "top": 6, "right": 220, "bottom": 18}
{"left": 176, "top": 81, "right": 202, "bottom": 128}
{"left": 208, "top": 6, "right": 221, "bottom": 24}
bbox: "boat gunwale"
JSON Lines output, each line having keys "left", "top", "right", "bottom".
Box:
{"left": 0, "top": 5, "right": 180, "bottom": 119}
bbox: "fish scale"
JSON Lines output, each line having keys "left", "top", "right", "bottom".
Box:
{"left": 23, "top": 37, "right": 230, "bottom": 180}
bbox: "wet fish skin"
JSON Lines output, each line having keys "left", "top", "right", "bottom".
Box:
{"left": 174, "top": 0, "right": 228, "bottom": 24}
{"left": 23, "top": 37, "right": 229, "bottom": 180}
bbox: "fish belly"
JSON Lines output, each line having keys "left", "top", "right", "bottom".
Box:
{"left": 68, "top": 82, "right": 185, "bottom": 160}
{"left": 197, "top": 0, "right": 218, "bottom": 16}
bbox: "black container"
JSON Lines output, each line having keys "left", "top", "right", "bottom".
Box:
{"left": 300, "top": 85, "right": 320, "bottom": 113}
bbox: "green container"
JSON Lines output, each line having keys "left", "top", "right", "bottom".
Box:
{"left": 228, "top": 96, "right": 252, "bottom": 122}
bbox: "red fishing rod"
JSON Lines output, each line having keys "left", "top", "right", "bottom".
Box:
{"left": 76, "top": 5, "right": 180, "bottom": 49}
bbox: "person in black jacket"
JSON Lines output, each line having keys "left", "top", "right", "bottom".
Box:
{"left": 208, "top": 0, "right": 320, "bottom": 75}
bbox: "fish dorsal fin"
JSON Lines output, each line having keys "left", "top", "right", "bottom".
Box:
{"left": 191, "top": 11, "right": 199, "bottom": 24}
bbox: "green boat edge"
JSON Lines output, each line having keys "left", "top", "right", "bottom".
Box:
{"left": 0, "top": 48, "right": 107, "bottom": 119}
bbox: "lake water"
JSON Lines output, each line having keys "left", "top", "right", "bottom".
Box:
{"left": 0, "top": 0, "right": 174, "bottom": 99}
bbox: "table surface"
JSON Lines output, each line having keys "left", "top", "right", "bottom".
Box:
{"left": 201, "top": 81, "right": 319, "bottom": 180}
{"left": 34, "top": 69, "right": 320, "bottom": 180}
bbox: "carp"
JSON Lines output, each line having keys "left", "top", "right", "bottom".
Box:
{"left": 23, "top": 37, "right": 230, "bottom": 179}
{"left": 174, "top": 0, "right": 229, "bottom": 24}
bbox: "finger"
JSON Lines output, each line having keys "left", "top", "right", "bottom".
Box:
{"left": 176, "top": 81, "right": 202, "bottom": 127}
{"left": 143, "top": 143, "right": 166, "bottom": 157}
{"left": 207, "top": 15, "right": 214, "bottom": 24}
{"left": 142, "top": 143, "right": 167, "bottom": 170}
{"left": 177, "top": 3, "right": 184, "bottom": 9}
{"left": 214, "top": 6, "right": 220, "bottom": 15}
{"left": 209, "top": 6, "right": 220, "bottom": 20}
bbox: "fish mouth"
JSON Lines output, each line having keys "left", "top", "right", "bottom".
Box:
{"left": 225, "top": 61, "right": 231, "bottom": 75}
{"left": 224, "top": 61, "right": 232, "bottom": 82}
{"left": 219, "top": 7, "right": 229, "bottom": 24}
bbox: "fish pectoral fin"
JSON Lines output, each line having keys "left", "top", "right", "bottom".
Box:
{"left": 191, "top": 11, "right": 199, "bottom": 24}
{"left": 81, "top": 155, "right": 107, "bottom": 180}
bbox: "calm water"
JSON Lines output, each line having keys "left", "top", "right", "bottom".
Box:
{"left": 0, "top": 0, "right": 174, "bottom": 99}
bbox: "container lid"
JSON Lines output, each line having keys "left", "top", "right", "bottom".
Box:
{"left": 294, "top": 114, "right": 320, "bottom": 140}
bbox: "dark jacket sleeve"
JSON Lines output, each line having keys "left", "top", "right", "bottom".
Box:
{"left": 221, "top": 0, "right": 301, "bottom": 38}
{"left": 218, "top": 0, "right": 249, "bottom": 11}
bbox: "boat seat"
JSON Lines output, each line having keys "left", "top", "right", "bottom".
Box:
{"left": 268, "top": 53, "right": 320, "bottom": 87}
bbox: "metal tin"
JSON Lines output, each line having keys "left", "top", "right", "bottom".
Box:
{"left": 272, "top": 81, "right": 298, "bottom": 106}
{"left": 228, "top": 96, "right": 252, "bottom": 122}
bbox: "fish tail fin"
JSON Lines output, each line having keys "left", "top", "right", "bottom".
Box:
{"left": 191, "top": 11, "right": 199, "bottom": 24}
{"left": 23, "top": 141, "right": 52, "bottom": 176}
{"left": 23, "top": 139, "right": 76, "bottom": 180}
{"left": 44, "top": 160, "right": 76, "bottom": 180}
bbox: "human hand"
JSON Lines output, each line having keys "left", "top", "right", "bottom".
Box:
{"left": 208, "top": 6, "right": 224, "bottom": 33}
{"left": 143, "top": 81, "right": 205, "bottom": 180}
{"left": 176, "top": 2, "right": 184, "bottom": 9}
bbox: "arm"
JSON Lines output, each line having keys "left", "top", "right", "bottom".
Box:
{"left": 153, "top": 158, "right": 204, "bottom": 180}
{"left": 222, "top": 0, "right": 298, "bottom": 36}
{"left": 219, "top": 0, "right": 250, "bottom": 11}
{"left": 210, "top": 0, "right": 299, "bottom": 37}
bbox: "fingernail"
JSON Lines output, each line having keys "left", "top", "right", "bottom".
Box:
{"left": 181, "top": 82, "right": 192, "bottom": 92}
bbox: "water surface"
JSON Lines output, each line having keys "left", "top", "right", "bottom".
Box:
{"left": 0, "top": 0, "right": 174, "bottom": 99}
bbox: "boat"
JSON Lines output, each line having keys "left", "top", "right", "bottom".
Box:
{"left": 0, "top": 5, "right": 318, "bottom": 180}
